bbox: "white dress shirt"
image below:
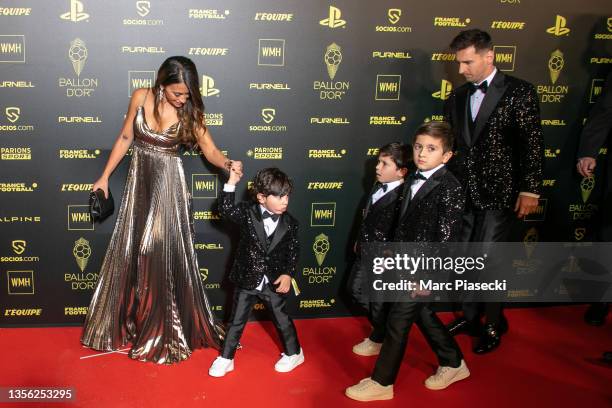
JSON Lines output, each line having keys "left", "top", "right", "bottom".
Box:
{"left": 470, "top": 68, "right": 497, "bottom": 121}
{"left": 371, "top": 179, "right": 403, "bottom": 205}
{"left": 410, "top": 164, "right": 445, "bottom": 199}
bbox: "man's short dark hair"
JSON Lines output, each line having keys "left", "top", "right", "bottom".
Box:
{"left": 449, "top": 29, "right": 493, "bottom": 53}
{"left": 252, "top": 167, "right": 293, "bottom": 199}
{"left": 378, "top": 142, "right": 410, "bottom": 170}
{"left": 413, "top": 121, "right": 455, "bottom": 153}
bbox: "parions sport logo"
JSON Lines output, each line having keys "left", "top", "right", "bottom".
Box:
{"left": 247, "top": 147, "right": 283, "bottom": 160}
{"left": 1, "top": 147, "right": 31, "bottom": 160}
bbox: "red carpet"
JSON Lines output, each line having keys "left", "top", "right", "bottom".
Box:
{"left": 0, "top": 305, "right": 610, "bottom": 408}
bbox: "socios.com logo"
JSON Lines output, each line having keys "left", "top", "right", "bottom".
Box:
{"left": 388, "top": 8, "right": 401, "bottom": 24}
{"left": 5, "top": 107, "right": 20, "bottom": 123}
{"left": 136, "top": 0, "right": 150, "bottom": 17}
{"left": 261, "top": 108, "right": 275, "bottom": 123}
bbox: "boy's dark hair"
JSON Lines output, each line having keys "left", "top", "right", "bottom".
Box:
{"left": 252, "top": 167, "right": 293, "bottom": 199}
{"left": 413, "top": 121, "right": 455, "bottom": 153}
{"left": 378, "top": 142, "right": 410, "bottom": 170}
{"left": 449, "top": 29, "right": 493, "bottom": 53}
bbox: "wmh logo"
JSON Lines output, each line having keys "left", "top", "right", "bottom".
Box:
{"left": 311, "top": 202, "right": 336, "bottom": 227}
{"left": 7, "top": 270, "right": 34, "bottom": 294}
{"left": 258, "top": 39, "right": 285, "bottom": 66}
{"left": 192, "top": 174, "right": 218, "bottom": 199}
{"left": 494, "top": 46, "right": 516, "bottom": 72}
{"left": 375, "top": 75, "right": 401, "bottom": 101}
{"left": 129, "top": 71, "right": 156, "bottom": 97}
{"left": 67, "top": 205, "right": 94, "bottom": 230}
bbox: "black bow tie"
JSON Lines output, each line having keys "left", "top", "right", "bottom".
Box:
{"left": 469, "top": 81, "right": 488, "bottom": 95}
{"left": 262, "top": 211, "right": 280, "bottom": 222}
{"left": 412, "top": 172, "right": 427, "bottom": 181}
{"left": 377, "top": 183, "right": 388, "bottom": 192}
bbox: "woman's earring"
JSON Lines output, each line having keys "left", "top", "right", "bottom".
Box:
{"left": 159, "top": 87, "right": 164, "bottom": 100}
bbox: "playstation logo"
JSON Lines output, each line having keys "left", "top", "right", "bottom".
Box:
{"left": 320, "top": 5, "right": 346, "bottom": 28}
{"left": 432, "top": 80, "right": 453, "bottom": 100}
{"left": 201, "top": 75, "right": 220, "bottom": 97}
{"left": 60, "top": 0, "right": 90, "bottom": 22}
{"left": 546, "top": 15, "right": 570, "bottom": 36}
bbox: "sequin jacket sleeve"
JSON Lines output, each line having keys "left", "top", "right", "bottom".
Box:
{"left": 217, "top": 190, "right": 249, "bottom": 224}
{"left": 514, "top": 82, "right": 544, "bottom": 195}
{"left": 436, "top": 178, "right": 465, "bottom": 242}
{"left": 284, "top": 220, "right": 300, "bottom": 278}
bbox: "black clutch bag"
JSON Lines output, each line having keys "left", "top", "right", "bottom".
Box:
{"left": 89, "top": 188, "right": 114, "bottom": 222}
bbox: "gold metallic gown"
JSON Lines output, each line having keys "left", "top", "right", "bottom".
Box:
{"left": 81, "top": 106, "right": 223, "bottom": 364}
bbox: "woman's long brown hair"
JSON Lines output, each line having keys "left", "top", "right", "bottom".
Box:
{"left": 152, "top": 56, "right": 206, "bottom": 147}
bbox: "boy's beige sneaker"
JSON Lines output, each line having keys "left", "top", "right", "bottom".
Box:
{"left": 424, "top": 359, "right": 470, "bottom": 390}
{"left": 345, "top": 378, "right": 393, "bottom": 401}
{"left": 352, "top": 338, "right": 382, "bottom": 356}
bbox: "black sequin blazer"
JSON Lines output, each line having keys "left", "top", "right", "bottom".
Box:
{"left": 219, "top": 191, "right": 300, "bottom": 290}
{"left": 394, "top": 167, "right": 464, "bottom": 243}
{"left": 356, "top": 184, "right": 403, "bottom": 248}
{"left": 444, "top": 71, "right": 543, "bottom": 210}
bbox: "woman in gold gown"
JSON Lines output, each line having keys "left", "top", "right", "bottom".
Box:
{"left": 81, "top": 56, "right": 242, "bottom": 364}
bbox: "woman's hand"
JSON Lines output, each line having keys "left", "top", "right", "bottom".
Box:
{"left": 92, "top": 177, "right": 109, "bottom": 198}
{"left": 230, "top": 160, "right": 243, "bottom": 177}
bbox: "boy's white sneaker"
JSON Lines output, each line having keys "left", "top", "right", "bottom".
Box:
{"left": 208, "top": 356, "right": 234, "bottom": 377}
{"left": 274, "top": 349, "right": 304, "bottom": 372}
{"left": 352, "top": 338, "right": 382, "bottom": 356}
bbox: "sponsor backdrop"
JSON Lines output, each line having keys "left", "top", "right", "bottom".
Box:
{"left": 0, "top": 0, "right": 610, "bottom": 326}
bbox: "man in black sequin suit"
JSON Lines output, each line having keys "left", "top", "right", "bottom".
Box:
{"left": 443, "top": 29, "right": 544, "bottom": 354}
{"left": 209, "top": 167, "right": 303, "bottom": 376}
